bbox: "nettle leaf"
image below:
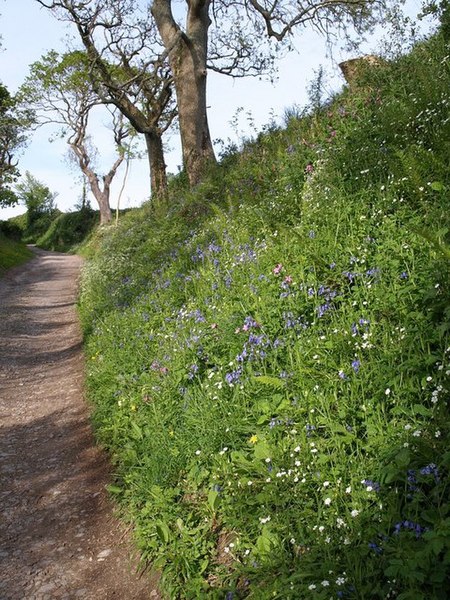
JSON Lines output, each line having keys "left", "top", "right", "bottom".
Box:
{"left": 255, "top": 399, "right": 272, "bottom": 415}
{"left": 255, "top": 527, "right": 278, "bottom": 558}
{"left": 412, "top": 403, "right": 432, "bottom": 417}
{"left": 231, "top": 451, "right": 254, "bottom": 470}
{"left": 394, "top": 448, "right": 411, "bottom": 469}
{"left": 130, "top": 420, "right": 143, "bottom": 440}
{"left": 430, "top": 181, "right": 444, "bottom": 192}
{"left": 429, "top": 537, "right": 445, "bottom": 556}
{"left": 380, "top": 465, "right": 401, "bottom": 484}
{"left": 188, "top": 464, "right": 210, "bottom": 487}
{"left": 276, "top": 397, "right": 291, "bottom": 412}
{"left": 256, "top": 533, "right": 272, "bottom": 556}
{"left": 257, "top": 414, "right": 271, "bottom": 425}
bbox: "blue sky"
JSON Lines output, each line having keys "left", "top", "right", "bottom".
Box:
{"left": 0, "top": 0, "right": 431, "bottom": 219}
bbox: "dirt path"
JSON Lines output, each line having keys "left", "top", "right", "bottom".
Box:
{"left": 0, "top": 248, "right": 159, "bottom": 600}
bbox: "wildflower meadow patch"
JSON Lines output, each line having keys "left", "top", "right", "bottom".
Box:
{"left": 79, "top": 31, "right": 450, "bottom": 599}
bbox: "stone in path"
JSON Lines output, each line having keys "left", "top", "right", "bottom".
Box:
{"left": 0, "top": 248, "right": 159, "bottom": 600}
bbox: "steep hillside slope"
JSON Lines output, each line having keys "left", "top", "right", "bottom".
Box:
{"left": 80, "top": 33, "right": 449, "bottom": 599}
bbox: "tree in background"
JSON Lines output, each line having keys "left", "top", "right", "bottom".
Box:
{"left": 0, "top": 83, "right": 28, "bottom": 207}
{"left": 151, "top": 0, "right": 386, "bottom": 185}
{"left": 15, "top": 171, "right": 59, "bottom": 239}
{"left": 21, "top": 50, "right": 134, "bottom": 225}
{"left": 38, "top": 0, "right": 388, "bottom": 188}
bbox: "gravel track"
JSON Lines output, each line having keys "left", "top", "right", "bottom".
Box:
{"left": 0, "top": 247, "right": 159, "bottom": 600}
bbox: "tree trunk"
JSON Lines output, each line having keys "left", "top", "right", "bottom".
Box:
{"left": 85, "top": 170, "right": 112, "bottom": 225}
{"left": 71, "top": 16, "right": 172, "bottom": 199}
{"left": 96, "top": 191, "right": 113, "bottom": 226}
{"left": 172, "top": 40, "right": 216, "bottom": 185}
{"left": 152, "top": 0, "right": 216, "bottom": 186}
{"left": 70, "top": 142, "right": 122, "bottom": 226}
{"left": 145, "top": 130, "right": 168, "bottom": 198}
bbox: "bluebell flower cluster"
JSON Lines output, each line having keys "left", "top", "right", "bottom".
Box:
{"left": 362, "top": 479, "right": 381, "bottom": 492}
{"left": 351, "top": 318, "right": 370, "bottom": 336}
{"left": 368, "top": 541, "right": 383, "bottom": 554}
{"left": 420, "top": 463, "right": 440, "bottom": 482}
{"left": 188, "top": 364, "right": 199, "bottom": 380}
{"left": 225, "top": 368, "right": 243, "bottom": 385}
{"left": 393, "top": 520, "right": 427, "bottom": 538}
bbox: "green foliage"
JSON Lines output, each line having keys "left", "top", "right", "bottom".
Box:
{"left": 36, "top": 208, "right": 99, "bottom": 252}
{"left": 79, "top": 32, "right": 450, "bottom": 598}
{"left": 0, "top": 232, "right": 32, "bottom": 275}
{"left": 0, "top": 82, "right": 28, "bottom": 207}
{"left": 15, "top": 171, "right": 59, "bottom": 242}
{"left": 0, "top": 218, "right": 23, "bottom": 241}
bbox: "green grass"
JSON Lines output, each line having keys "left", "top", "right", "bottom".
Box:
{"left": 0, "top": 233, "right": 33, "bottom": 275}
{"left": 79, "top": 32, "right": 450, "bottom": 599}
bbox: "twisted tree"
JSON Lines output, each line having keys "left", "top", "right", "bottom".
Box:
{"left": 36, "top": 0, "right": 176, "bottom": 198}
{"left": 22, "top": 50, "right": 133, "bottom": 225}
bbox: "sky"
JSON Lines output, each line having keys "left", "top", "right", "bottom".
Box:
{"left": 0, "top": 0, "right": 432, "bottom": 220}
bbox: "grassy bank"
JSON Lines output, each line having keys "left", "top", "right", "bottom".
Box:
{"left": 79, "top": 32, "right": 449, "bottom": 599}
{"left": 36, "top": 208, "right": 99, "bottom": 252}
{"left": 0, "top": 234, "right": 33, "bottom": 275}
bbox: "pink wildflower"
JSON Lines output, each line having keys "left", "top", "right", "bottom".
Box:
{"left": 273, "top": 263, "right": 283, "bottom": 275}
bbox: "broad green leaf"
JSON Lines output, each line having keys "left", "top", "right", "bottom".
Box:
{"left": 130, "top": 420, "right": 143, "bottom": 440}
{"left": 155, "top": 521, "right": 170, "bottom": 544}
{"left": 412, "top": 403, "right": 432, "bottom": 417}
{"left": 208, "top": 490, "right": 220, "bottom": 512}
{"left": 254, "top": 441, "right": 272, "bottom": 460}
{"left": 255, "top": 527, "right": 278, "bottom": 558}
{"left": 394, "top": 448, "right": 411, "bottom": 468}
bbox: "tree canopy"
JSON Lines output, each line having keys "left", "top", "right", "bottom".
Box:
{"left": 0, "top": 83, "right": 28, "bottom": 207}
